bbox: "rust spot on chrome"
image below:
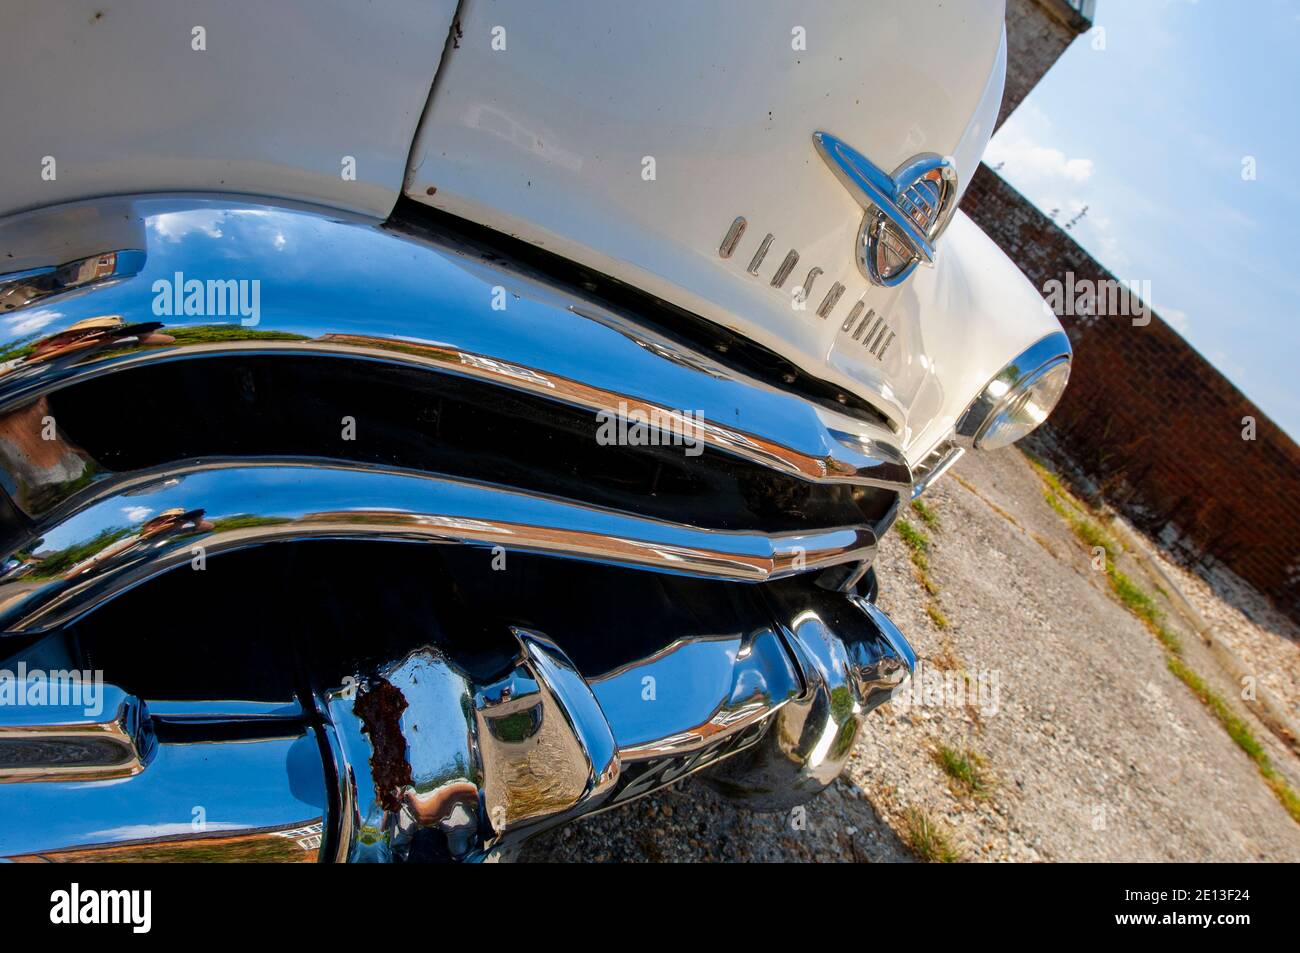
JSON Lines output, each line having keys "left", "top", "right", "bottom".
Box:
{"left": 352, "top": 678, "right": 411, "bottom": 813}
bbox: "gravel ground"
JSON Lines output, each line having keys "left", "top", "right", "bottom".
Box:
{"left": 521, "top": 448, "right": 1300, "bottom": 862}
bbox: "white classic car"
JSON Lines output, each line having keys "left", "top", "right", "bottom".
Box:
{"left": 0, "top": 0, "right": 1068, "bottom": 861}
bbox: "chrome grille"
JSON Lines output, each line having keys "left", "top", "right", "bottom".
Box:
{"left": 0, "top": 198, "right": 913, "bottom": 636}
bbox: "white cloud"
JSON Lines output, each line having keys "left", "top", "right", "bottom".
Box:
{"left": 150, "top": 210, "right": 225, "bottom": 243}
{"left": 87, "top": 823, "right": 245, "bottom": 840}
{"left": 985, "top": 114, "right": 1123, "bottom": 263}
{"left": 2, "top": 308, "right": 63, "bottom": 337}
{"left": 985, "top": 137, "right": 1094, "bottom": 184}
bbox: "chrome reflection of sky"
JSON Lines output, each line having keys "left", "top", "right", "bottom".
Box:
{"left": 47, "top": 200, "right": 759, "bottom": 419}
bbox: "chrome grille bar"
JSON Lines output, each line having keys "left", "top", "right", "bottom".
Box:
{"left": 0, "top": 460, "right": 877, "bottom": 634}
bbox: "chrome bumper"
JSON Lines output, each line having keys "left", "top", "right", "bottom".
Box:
{"left": 321, "top": 589, "right": 913, "bottom": 862}
{"left": 1, "top": 580, "right": 912, "bottom": 861}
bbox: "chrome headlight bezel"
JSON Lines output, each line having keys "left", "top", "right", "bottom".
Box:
{"left": 956, "top": 331, "right": 1073, "bottom": 450}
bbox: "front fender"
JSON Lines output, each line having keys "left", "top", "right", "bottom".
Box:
{"left": 891, "top": 210, "right": 1067, "bottom": 465}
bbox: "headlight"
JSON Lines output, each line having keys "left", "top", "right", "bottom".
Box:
{"left": 974, "top": 358, "right": 1070, "bottom": 449}
{"left": 957, "top": 332, "right": 1072, "bottom": 450}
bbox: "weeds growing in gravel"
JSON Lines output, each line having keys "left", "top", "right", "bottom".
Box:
{"left": 895, "top": 517, "right": 929, "bottom": 556}
{"left": 910, "top": 498, "right": 941, "bottom": 529}
{"left": 1038, "top": 476, "right": 1184, "bottom": 653}
{"left": 901, "top": 806, "right": 962, "bottom": 862}
{"left": 1029, "top": 455, "right": 1300, "bottom": 826}
{"left": 1025, "top": 453, "right": 1072, "bottom": 498}
{"left": 1072, "top": 518, "right": 1118, "bottom": 560}
{"left": 1110, "top": 568, "right": 1183, "bottom": 652}
{"left": 1166, "top": 656, "right": 1300, "bottom": 824}
{"left": 933, "top": 745, "right": 991, "bottom": 798}
{"left": 1111, "top": 567, "right": 1159, "bottom": 621}
{"left": 895, "top": 516, "right": 947, "bottom": 623}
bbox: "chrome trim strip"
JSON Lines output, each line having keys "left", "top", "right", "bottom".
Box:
{"left": 0, "top": 684, "right": 153, "bottom": 783}
{"left": 0, "top": 336, "right": 908, "bottom": 494}
{"left": 910, "top": 442, "right": 964, "bottom": 499}
{"left": 144, "top": 699, "right": 303, "bottom": 720}
{"left": 746, "top": 232, "right": 774, "bottom": 274}
{"left": 0, "top": 460, "right": 878, "bottom": 634}
{"left": 718, "top": 216, "right": 747, "bottom": 258}
{"left": 0, "top": 198, "right": 910, "bottom": 497}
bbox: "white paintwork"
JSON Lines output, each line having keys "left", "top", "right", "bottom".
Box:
{"left": 0, "top": 0, "right": 456, "bottom": 220}
{"left": 0, "top": 0, "right": 1064, "bottom": 465}
{"left": 406, "top": 0, "right": 1063, "bottom": 460}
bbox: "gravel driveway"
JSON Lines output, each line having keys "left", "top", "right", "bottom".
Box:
{"left": 521, "top": 447, "right": 1300, "bottom": 862}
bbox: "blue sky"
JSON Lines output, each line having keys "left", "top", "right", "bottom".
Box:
{"left": 985, "top": 0, "right": 1300, "bottom": 439}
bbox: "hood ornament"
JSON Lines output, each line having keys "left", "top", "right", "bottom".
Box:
{"left": 813, "top": 132, "right": 958, "bottom": 287}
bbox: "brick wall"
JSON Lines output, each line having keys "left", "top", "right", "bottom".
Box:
{"left": 1000, "top": 0, "right": 1091, "bottom": 131}
{"left": 1001, "top": 0, "right": 1072, "bottom": 130}
{"left": 962, "top": 163, "right": 1300, "bottom": 618}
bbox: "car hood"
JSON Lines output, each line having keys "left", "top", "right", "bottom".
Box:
{"left": 402, "top": 0, "right": 1061, "bottom": 460}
